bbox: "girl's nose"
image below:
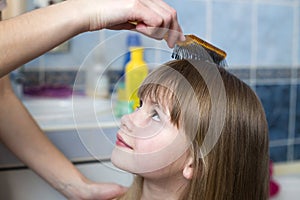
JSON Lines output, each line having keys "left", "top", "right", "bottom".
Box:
{"left": 120, "top": 114, "right": 134, "bottom": 133}
{"left": 130, "top": 108, "right": 152, "bottom": 128}
{"left": 121, "top": 109, "right": 148, "bottom": 131}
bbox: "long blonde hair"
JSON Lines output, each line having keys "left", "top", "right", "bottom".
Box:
{"left": 118, "top": 59, "right": 269, "bottom": 200}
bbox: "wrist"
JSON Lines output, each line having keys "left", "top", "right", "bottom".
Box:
{"left": 67, "top": 0, "right": 104, "bottom": 32}
{"left": 53, "top": 172, "right": 89, "bottom": 199}
{"left": 61, "top": 0, "right": 91, "bottom": 34}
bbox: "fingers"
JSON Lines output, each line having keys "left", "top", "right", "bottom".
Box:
{"left": 89, "top": 183, "right": 128, "bottom": 200}
{"left": 85, "top": 0, "right": 185, "bottom": 47}
{"left": 109, "top": 22, "right": 137, "bottom": 31}
{"left": 98, "top": 184, "right": 128, "bottom": 199}
{"left": 139, "top": 0, "right": 174, "bottom": 38}
{"left": 133, "top": 0, "right": 185, "bottom": 48}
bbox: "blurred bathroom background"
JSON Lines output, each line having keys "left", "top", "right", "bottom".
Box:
{"left": 8, "top": 0, "right": 300, "bottom": 164}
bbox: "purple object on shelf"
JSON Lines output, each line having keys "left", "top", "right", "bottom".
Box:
{"left": 23, "top": 85, "right": 73, "bottom": 98}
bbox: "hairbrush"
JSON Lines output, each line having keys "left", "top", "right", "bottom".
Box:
{"left": 172, "top": 34, "right": 227, "bottom": 66}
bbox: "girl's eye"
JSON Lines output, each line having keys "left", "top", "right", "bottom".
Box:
{"left": 151, "top": 111, "right": 160, "bottom": 122}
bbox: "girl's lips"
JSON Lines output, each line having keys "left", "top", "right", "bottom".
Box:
{"left": 116, "top": 134, "right": 133, "bottom": 150}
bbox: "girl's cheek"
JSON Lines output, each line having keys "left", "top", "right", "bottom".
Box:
{"left": 135, "top": 131, "right": 173, "bottom": 154}
{"left": 135, "top": 137, "right": 163, "bottom": 153}
{"left": 135, "top": 122, "right": 164, "bottom": 139}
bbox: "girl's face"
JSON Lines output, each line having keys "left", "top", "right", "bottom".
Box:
{"left": 111, "top": 96, "right": 190, "bottom": 175}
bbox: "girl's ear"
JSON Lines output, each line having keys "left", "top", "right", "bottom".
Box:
{"left": 183, "top": 156, "right": 194, "bottom": 180}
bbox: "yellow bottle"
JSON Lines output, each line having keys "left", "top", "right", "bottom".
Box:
{"left": 125, "top": 47, "right": 148, "bottom": 111}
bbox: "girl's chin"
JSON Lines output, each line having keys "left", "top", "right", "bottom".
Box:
{"left": 111, "top": 147, "right": 180, "bottom": 174}
{"left": 111, "top": 147, "right": 134, "bottom": 173}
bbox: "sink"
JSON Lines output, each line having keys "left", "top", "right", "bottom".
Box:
{"left": 0, "top": 96, "right": 120, "bottom": 168}
{"left": 22, "top": 96, "right": 119, "bottom": 131}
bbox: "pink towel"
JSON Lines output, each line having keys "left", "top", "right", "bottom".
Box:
{"left": 269, "top": 160, "right": 280, "bottom": 197}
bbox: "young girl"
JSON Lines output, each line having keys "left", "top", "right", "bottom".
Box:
{"left": 111, "top": 59, "right": 269, "bottom": 200}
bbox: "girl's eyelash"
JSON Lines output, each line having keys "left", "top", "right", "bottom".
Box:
{"left": 137, "top": 99, "right": 161, "bottom": 121}
{"left": 151, "top": 110, "right": 160, "bottom": 121}
{"left": 151, "top": 110, "right": 157, "bottom": 117}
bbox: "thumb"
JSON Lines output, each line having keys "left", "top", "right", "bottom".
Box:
{"left": 92, "top": 183, "right": 128, "bottom": 199}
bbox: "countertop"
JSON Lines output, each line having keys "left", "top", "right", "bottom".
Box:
{"left": 22, "top": 96, "right": 120, "bottom": 131}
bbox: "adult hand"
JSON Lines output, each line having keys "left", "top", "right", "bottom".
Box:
{"left": 65, "top": 179, "right": 127, "bottom": 200}
{"left": 76, "top": 0, "right": 185, "bottom": 48}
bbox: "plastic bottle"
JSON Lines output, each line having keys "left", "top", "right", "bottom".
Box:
{"left": 125, "top": 47, "right": 148, "bottom": 110}
{"left": 115, "top": 34, "right": 142, "bottom": 117}
{"left": 122, "top": 34, "right": 141, "bottom": 73}
{"left": 85, "top": 49, "right": 109, "bottom": 98}
{"left": 118, "top": 33, "right": 141, "bottom": 89}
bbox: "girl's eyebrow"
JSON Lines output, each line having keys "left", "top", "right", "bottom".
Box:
{"left": 149, "top": 100, "right": 160, "bottom": 108}
{"left": 150, "top": 101, "right": 170, "bottom": 117}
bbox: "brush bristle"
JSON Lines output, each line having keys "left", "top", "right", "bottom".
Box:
{"left": 172, "top": 35, "right": 227, "bottom": 66}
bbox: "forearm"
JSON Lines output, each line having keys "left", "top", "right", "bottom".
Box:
{"left": 0, "top": 0, "right": 185, "bottom": 78}
{"left": 0, "top": 0, "right": 87, "bottom": 77}
{"left": 0, "top": 76, "right": 87, "bottom": 198}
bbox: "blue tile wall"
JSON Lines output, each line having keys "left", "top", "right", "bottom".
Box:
{"left": 296, "top": 84, "right": 300, "bottom": 138}
{"left": 211, "top": 1, "right": 253, "bottom": 66}
{"left": 25, "top": 32, "right": 100, "bottom": 69}
{"left": 238, "top": 72, "right": 300, "bottom": 163}
{"left": 256, "top": 85, "right": 290, "bottom": 141}
{"left": 166, "top": 0, "right": 207, "bottom": 37}
{"left": 22, "top": 0, "right": 300, "bottom": 163}
{"left": 270, "top": 146, "right": 288, "bottom": 163}
{"left": 257, "top": 4, "right": 294, "bottom": 67}
{"left": 24, "top": 0, "right": 300, "bottom": 69}
{"left": 294, "top": 144, "right": 300, "bottom": 160}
